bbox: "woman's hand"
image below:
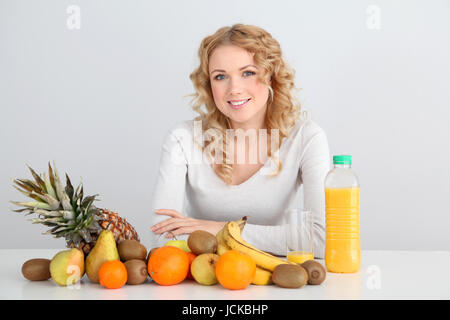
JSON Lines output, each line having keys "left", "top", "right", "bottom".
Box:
{"left": 150, "top": 209, "right": 226, "bottom": 237}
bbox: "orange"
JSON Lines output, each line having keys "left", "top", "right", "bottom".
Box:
{"left": 148, "top": 246, "right": 189, "bottom": 285}
{"left": 186, "top": 252, "right": 197, "bottom": 280}
{"left": 215, "top": 250, "right": 256, "bottom": 290}
{"left": 99, "top": 260, "right": 127, "bottom": 289}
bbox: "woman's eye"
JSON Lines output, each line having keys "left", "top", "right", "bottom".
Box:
{"left": 214, "top": 71, "right": 255, "bottom": 81}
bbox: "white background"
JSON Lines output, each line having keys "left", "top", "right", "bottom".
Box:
{"left": 1, "top": 0, "right": 449, "bottom": 250}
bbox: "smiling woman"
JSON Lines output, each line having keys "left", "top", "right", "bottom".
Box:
{"left": 150, "top": 24, "right": 330, "bottom": 258}
{"left": 188, "top": 24, "right": 304, "bottom": 185}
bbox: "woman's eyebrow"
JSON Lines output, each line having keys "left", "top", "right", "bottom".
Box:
{"left": 210, "top": 64, "right": 257, "bottom": 75}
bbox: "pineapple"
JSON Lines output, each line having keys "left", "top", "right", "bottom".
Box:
{"left": 10, "top": 162, "right": 140, "bottom": 255}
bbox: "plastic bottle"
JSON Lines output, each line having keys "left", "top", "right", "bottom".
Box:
{"left": 324, "top": 155, "right": 360, "bottom": 273}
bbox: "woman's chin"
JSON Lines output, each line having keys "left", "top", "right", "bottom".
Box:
{"left": 228, "top": 116, "right": 251, "bottom": 127}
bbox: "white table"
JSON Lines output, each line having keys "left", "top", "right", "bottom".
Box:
{"left": 1, "top": 249, "right": 449, "bottom": 300}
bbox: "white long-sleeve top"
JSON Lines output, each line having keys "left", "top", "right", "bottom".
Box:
{"left": 150, "top": 117, "right": 331, "bottom": 258}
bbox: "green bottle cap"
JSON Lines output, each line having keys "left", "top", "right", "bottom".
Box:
{"left": 333, "top": 155, "right": 352, "bottom": 165}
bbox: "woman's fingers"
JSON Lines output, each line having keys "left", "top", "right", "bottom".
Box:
{"left": 155, "top": 209, "right": 185, "bottom": 219}
{"left": 153, "top": 218, "right": 196, "bottom": 234}
{"left": 151, "top": 209, "right": 186, "bottom": 231}
{"left": 151, "top": 211, "right": 226, "bottom": 238}
{"left": 151, "top": 217, "right": 178, "bottom": 232}
{"left": 167, "top": 226, "right": 198, "bottom": 237}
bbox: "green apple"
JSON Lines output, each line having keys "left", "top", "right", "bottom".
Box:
{"left": 165, "top": 239, "right": 191, "bottom": 253}
{"left": 190, "top": 253, "right": 219, "bottom": 285}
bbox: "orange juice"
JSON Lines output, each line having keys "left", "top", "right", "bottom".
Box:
{"left": 287, "top": 251, "right": 314, "bottom": 264}
{"left": 325, "top": 187, "right": 360, "bottom": 273}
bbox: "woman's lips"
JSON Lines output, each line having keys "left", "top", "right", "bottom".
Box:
{"left": 228, "top": 98, "right": 251, "bottom": 109}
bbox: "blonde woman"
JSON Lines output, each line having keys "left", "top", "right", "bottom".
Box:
{"left": 150, "top": 24, "right": 330, "bottom": 257}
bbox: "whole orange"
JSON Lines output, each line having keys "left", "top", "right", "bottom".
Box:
{"left": 148, "top": 246, "right": 189, "bottom": 285}
{"left": 216, "top": 250, "right": 256, "bottom": 290}
{"left": 99, "top": 260, "right": 127, "bottom": 289}
{"left": 186, "top": 252, "right": 197, "bottom": 280}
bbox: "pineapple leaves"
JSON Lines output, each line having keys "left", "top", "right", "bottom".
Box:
{"left": 62, "top": 210, "right": 75, "bottom": 220}
{"left": 78, "top": 184, "right": 84, "bottom": 203}
{"left": 65, "top": 173, "right": 74, "bottom": 202}
{"left": 13, "top": 179, "right": 43, "bottom": 195}
{"left": 52, "top": 166, "right": 64, "bottom": 200}
{"left": 43, "top": 226, "right": 73, "bottom": 237}
{"left": 28, "top": 217, "right": 65, "bottom": 225}
{"left": 10, "top": 201, "right": 52, "bottom": 210}
{"left": 12, "top": 185, "right": 44, "bottom": 202}
{"left": 12, "top": 177, "right": 62, "bottom": 209}
{"left": 33, "top": 209, "right": 62, "bottom": 218}
{"left": 11, "top": 162, "right": 109, "bottom": 245}
{"left": 51, "top": 165, "right": 73, "bottom": 211}
{"left": 81, "top": 195, "right": 98, "bottom": 210}
{"left": 48, "top": 162, "right": 57, "bottom": 195}
{"left": 78, "top": 228, "right": 92, "bottom": 243}
{"left": 26, "top": 164, "right": 46, "bottom": 191}
{"left": 43, "top": 173, "right": 57, "bottom": 200}
{"left": 73, "top": 183, "right": 84, "bottom": 206}
{"left": 33, "top": 193, "right": 60, "bottom": 210}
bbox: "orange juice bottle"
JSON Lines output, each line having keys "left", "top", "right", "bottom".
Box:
{"left": 325, "top": 155, "right": 360, "bottom": 273}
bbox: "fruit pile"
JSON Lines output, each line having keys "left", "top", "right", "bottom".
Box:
{"left": 14, "top": 163, "right": 326, "bottom": 290}
{"left": 21, "top": 230, "right": 148, "bottom": 288}
{"left": 22, "top": 217, "right": 326, "bottom": 290}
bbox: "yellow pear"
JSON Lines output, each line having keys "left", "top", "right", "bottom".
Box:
{"left": 85, "top": 230, "right": 120, "bottom": 283}
{"left": 190, "top": 253, "right": 219, "bottom": 285}
{"left": 50, "top": 248, "right": 85, "bottom": 286}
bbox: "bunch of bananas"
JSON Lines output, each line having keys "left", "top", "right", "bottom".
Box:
{"left": 216, "top": 216, "right": 295, "bottom": 285}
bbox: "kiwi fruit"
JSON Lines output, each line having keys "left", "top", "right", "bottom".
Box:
{"left": 118, "top": 240, "right": 147, "bottom": 261}
{"left": 272, "top": 264, "right": 308, "bottom": 288}
{"left": 22, "top": 258, "right": 51, "bottom": 281}
{"left": 187, "top": 230, "right": 217, "bottom": 255}
{"left": 124, "top": 259, "right": 148, "bottom": 285}
{"left": 301, "top": 260, "right": 326, "bottom": 285}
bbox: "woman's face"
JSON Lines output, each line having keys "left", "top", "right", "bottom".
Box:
{"left": 209, "top": 44, "right": 271, "bottom": 130}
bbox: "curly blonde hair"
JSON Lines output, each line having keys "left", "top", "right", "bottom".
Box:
{"left": 187, "top": 24, "right": 302, "bottom": 186}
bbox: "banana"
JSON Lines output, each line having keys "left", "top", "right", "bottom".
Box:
{"left": 216, "top": 228, "right": 230, "bottom": 255}
{"left": 216, "top": 227, "right": 226, "bottom": 246}
{"left": 223, "top": 221, "right": 295, "bottom": 272}
{"left": 237, "top": 216, "right": 248, "bottom": 232}
{"left": 216, "top": 216, "right": 248, "bottom": 256}
{"left": 217, "top": 243, "right": 230, "bottom": 255}
{"left": 252, "top": 267, "right": 273, "bottom": 285}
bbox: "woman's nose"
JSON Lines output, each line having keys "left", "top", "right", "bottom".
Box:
{"left": 228, "top": 76, "right": 244, "bottom": 95}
